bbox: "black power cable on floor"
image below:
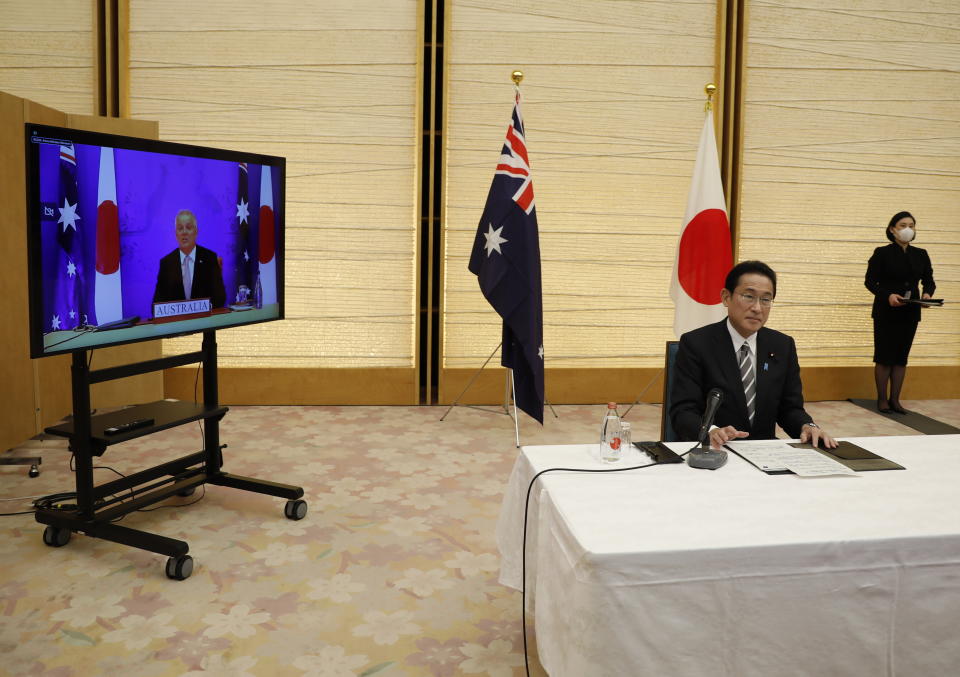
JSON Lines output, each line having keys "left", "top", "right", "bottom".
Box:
{"left": 11, "top": 453, "right": 207, "bottom": 521}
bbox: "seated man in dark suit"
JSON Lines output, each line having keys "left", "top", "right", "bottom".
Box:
{"left": 153, "top": 209, "right": 226, "bottom": 309}
{"left": 670, "top": 260, "right": 837, "bottom": 450}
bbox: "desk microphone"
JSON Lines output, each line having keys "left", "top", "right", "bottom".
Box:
{"left": 688, "top": 388, "right": 728, "bottom": 470}
{"left": 696, "top": 388, "right": 723, "bottom": 446}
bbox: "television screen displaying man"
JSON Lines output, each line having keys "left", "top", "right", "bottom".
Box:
{"left": 669, "top": 260, "right": 837, "bottom": 450}
{"left": 152, "top": 209, "right": 226, "bottom": 310}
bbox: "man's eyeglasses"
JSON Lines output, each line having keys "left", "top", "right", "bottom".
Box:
{"left": 736, "top": 292, "right": 774, "bottom": 308}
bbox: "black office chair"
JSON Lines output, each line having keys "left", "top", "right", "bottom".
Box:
{"left": 659, "top": 340, "right": 680, "bottom": 442}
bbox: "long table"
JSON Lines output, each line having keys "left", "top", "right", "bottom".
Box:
{"left": 496, "top": 435, "right": 960, "bottom": 676}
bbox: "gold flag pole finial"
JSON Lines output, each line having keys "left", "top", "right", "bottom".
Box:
{"left": 512, "top": 70, "right": 524, "bottom": 86}
{"left": 704, "top": 83, "right": 717, "bottom": 112}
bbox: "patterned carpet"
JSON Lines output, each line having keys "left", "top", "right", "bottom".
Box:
{"left": 1, "top": 399, "right": 958, "bottom": 676}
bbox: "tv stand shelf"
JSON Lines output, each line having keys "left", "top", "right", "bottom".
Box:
{"left": 35, "top": 330, "right": 306, "bottom": 580}
{"left": 46, "top": 400, "right": 228, "bottom": 451}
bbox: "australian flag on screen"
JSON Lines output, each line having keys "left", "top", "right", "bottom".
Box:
{"left": 468, "top": 91, "right": 545, "bottom": 424}
{"left": 235, "top": 161, "right": 251, "bottom": 292}
{"left": 49, "top": 144, "right": 86, "bottom": 331}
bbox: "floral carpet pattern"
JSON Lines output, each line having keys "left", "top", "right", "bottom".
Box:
{"left": 1, "top": 400, "right": 957, "bottom": 676}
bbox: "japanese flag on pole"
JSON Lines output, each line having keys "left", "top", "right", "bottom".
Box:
{"left": 669, "top": 109, "right": 733, "bottom": 338}
{"left": 95, "top": 146, "right": 123, "bottom": 324}
{"left": 258, "top": 166, "right": 277, "bottom": 305}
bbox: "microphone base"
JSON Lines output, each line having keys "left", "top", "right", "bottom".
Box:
{"left": 96, "top": 316, "right": 140, "bottom": 331}
{"left": 687, "top": 448, "right": 728, "bottom": 470}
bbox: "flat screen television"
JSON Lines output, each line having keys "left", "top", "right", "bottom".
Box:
{"left": 24, "top": 123, "right": 285, "bottom": 358}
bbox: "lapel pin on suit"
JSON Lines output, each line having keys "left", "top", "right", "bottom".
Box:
{"left": 764, "top": 352, "right": 776, "bottom": 372}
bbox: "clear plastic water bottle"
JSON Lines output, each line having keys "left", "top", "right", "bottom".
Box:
{"left": 600, "top": 402, "right": 623, "bottom": 463}
{"left": 253, "top": 273, "right": 263, "bottom": 309}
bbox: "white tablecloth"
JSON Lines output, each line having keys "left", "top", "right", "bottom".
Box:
{"left": 496, "top": 436, "right": 960, "bottom": 676}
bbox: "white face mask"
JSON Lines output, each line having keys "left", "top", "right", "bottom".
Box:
{"left": 896, "top": 227, "right": 915, "bottom": 243}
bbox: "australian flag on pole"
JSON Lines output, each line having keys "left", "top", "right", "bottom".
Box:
{"left": 49, "top": 143, "right": 85, "bottom": 332}
{"left": 468, "top": 90, "right": 545, "bottom": 424}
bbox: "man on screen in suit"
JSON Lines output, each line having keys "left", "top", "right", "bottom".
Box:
{"left": 152, "top": 209, "right": 226, "bottom": 309}
{"left": 669, "top": 260, "right": 837, "bottom": 450}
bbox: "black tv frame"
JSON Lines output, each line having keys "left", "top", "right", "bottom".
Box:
{"left": 24, "top": 123, "right": 286, "bottom": 358}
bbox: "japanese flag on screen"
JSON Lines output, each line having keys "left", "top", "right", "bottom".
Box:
{"left": 259, "top": 166, "right": 277, "bottom": 305}
{"left": 669, "top": 110, "right": 733, "bottom": 338}
{"left": 95, "top": 146, "right": 123, "bottom": 324}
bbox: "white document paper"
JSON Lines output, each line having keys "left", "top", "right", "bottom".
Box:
{"left": 781, "top": 450, "right": 858, "bottom": 477}
{"left": 725, "top": 441, "right": 793, "bottom": 472}
{"left": 726, "top": 440, "right": 857, "bottom": 477}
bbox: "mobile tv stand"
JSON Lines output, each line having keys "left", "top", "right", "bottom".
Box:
{"left": 35, "top": 330, "right": 306, "bottom": 580}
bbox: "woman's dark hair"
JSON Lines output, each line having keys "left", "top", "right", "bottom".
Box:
{"left": 886, "top": 211, "right": 915, "bottom": 242}
{"left": 724, "top": 260, "right": 777, "bottom": 298}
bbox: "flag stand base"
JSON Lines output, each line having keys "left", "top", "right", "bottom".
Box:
{"left": 439, "top": 342, "right": 557, "bottom": 448}
{"left": 620, "top": 367, "right": 665, "bottom": 420}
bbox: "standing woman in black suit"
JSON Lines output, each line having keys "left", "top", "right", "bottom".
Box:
{"left": 865, "top": 211, "right": 936, "bottom": 414}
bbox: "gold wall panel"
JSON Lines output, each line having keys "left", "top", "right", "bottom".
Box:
{"left": 0, "top": 1, "right": 95, "bottom": 115}
{"left": 443, "top": 0, "right": 723, "bottom": 387}
{"left": 164, "top": 367, "right": 417, "bottom": 405}
{"left": 127, "top": 0, "right": 421, "bottom": 378}
{"left": 739, "top": 0, "right": 960, "bottom": 367}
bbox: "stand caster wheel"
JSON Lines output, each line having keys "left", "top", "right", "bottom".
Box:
{"left": 165, "top": 554, "right": 194, "bottom": 580}
{"left": 176, "top": 486, "right": 196, "bottom": 497}
{"left": 42, "top": 526, "right": 71, "bottom": 547}
{"left": 29, "top": 464, "right": 40, "bottom": 478}
{"left": 284, "top": 499, "right": 307, "bottom": 520}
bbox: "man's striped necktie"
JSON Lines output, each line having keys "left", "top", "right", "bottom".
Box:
{"left": 739, "top": 341, "right": 756, "bottom": 425}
